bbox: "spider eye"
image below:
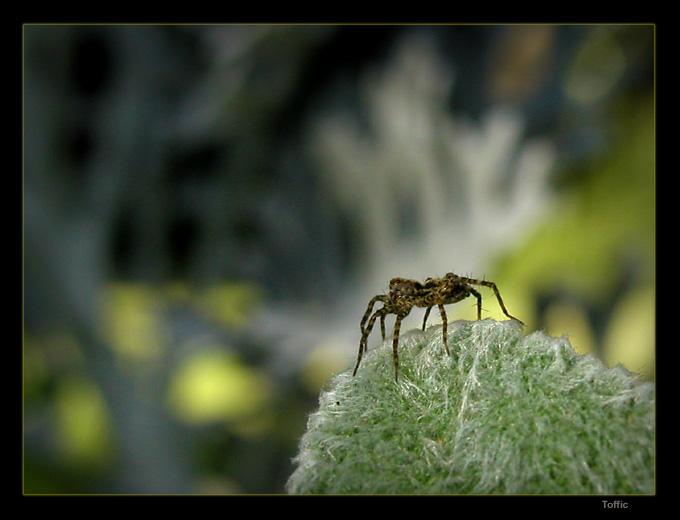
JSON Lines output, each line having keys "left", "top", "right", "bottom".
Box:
{"left": 390, "top": 280, "right": 404, "bottom": 293}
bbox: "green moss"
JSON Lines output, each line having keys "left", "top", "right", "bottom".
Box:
{"left": 287, "top": 320, "right": 654, "bottom": 494}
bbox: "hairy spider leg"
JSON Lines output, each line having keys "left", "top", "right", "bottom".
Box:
{"left": 469, "top": 287, "right": 483, "bottom": 320}
{"left": 421, "top": 306, "right": 432, "bottom": 331}
{"left": 391, "top": 314, "right": 404, "bottom": 381}
{"left": 437, "top": 304, "right": 451, "bottom": 356}
{"left": 422, "top": 305, "right": 451, "bottom": 356}
{"left": 462, "top": 278, "right": 524, "bottom": 325}
{"left": 353, "top": 307, "right": 388, "bottom": 376}
{"left": 380, "top": 314, "right": 386, "bottom": 341}
{"left": 360, "top": 295, "right": 388, "bottom": 333}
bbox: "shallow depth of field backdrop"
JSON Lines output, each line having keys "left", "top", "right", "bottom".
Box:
{"left": 23, "top": 24, "right": 654, "bottom": 494}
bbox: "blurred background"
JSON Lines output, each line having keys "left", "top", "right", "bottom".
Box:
{"left": 23, "top": 24, "right": 655, "bottom": 494}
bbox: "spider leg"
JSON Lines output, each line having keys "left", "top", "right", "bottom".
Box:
{"left": 353, "top": 307, "right": 387, "bottom": 376}
{"left": 360, "top": 295, "right": 387, "bottom": 333}
{"left": 469, "top": 287, "right": 483, "bottom": 320}
{"left": 392, "top": 314, "right": 404, "bottom": 381}
{"left": 437, "top": 304, "right": 450, "bottom": 356}
{"left": 422, "top": 306, "right": 432, "bottom": 331}
{"left": 380, "top": 314, "right": 386, "bottom": 341}
{"left": 464, "top": 279, "right": 524, "bottom": 325}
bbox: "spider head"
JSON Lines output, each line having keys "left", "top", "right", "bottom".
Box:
{"left": 389, "top": 278, "right": 421, "bottom": 298}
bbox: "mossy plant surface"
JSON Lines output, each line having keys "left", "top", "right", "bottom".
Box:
{"left": 287, "top": 320, "right": 654, "bottom": 494}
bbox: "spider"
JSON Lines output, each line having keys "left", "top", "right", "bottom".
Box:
{"left": 352, "top": 273, "right": 523, "bottom": 381}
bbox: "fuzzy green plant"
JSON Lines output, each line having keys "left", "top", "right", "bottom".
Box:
{"left": 287, "top": 319, "right": 654, "bottom": 494}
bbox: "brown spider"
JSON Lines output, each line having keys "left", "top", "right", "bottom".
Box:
{"left": 353, "top": 273, "right": 523, "bottom": 381}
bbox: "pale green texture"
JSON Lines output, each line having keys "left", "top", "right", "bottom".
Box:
{"left": 287, "top": 320, "right": 654, "bottom": 494}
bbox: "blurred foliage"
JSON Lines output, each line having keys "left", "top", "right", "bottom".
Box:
{"left": 496, "top": 94, "right": 654, "bottom": 377}
{"left": 103, "top": 283, "right": 166, "bottom": 362}
{"left": 196, "top": 283, "right": 263, "bottom": 330}
{"left": 24, "top": 280, "right": 291, "bottom": 493}
{"left": 299, "top": 344, "right": 351, "bottom": 392}
{"left": 53, "top": 375, "right": 114, "bottom": 468}
{"left": 602, "top": 285, "right": 655, "bottom": 378}
{"left": 506, "top": 98, "right": 653, "bottom": 297}
{"left": 167, "top": 348, "right": 273, "bottom": 430}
